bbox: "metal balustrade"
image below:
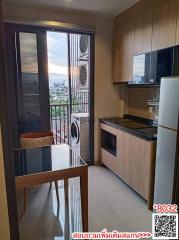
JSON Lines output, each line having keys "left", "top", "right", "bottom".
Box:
{"left": 50, "top": 103, "right": 89, "bottom": 144}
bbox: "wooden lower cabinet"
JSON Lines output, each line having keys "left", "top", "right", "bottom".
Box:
{"left": 101, "top": 148, "right": 118, "bottom": 176}
{"left": 101, "top": 124, "right": 124, "bottom": 175}
{"left": 100, "top": 123, "right": 156, "bottom": 207}
{"left": 120, "top": 132, "right": 156, "bottom": 201}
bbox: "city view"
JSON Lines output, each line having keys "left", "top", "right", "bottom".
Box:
{"left": 49, "top": 73, "right": 69, "bottom": 104}
{"left": 47, "top": 31, "right": 69, "bottom": 105}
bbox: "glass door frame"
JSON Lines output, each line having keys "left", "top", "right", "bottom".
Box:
{"left": 5, "top": 22, "right": 95, "bottom": 164}
{"left": 4, "top": 23, "right": 51, "bottom": 146}
{"left": 0, "top": 14, "right": 20, "bottom": 240}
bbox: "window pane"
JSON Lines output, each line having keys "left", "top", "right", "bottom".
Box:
{"left": 19, "top": 32, "right": 38, "bottom": 73}
{"left": 19, "top": 32, "right": 40, "bottom": 132}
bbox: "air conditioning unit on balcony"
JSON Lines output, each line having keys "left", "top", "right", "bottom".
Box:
{"left": 78, "top": 63, "right": 89, "bottom": 90}
{"left": 79, "top": 35, "right": 89, "bottom": 59}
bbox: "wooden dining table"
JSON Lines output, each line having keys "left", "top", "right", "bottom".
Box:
{"left": 14, "top": 144, "right": 88, "bottom": 232}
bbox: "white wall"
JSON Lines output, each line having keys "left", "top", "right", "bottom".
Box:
{"left": 4, "top": 3, "right": 122, "bottom": 162}
{"left": 0, "top": 126, "right": 11, "bottom": 240}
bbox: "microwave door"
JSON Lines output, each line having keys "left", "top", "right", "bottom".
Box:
{"left": 156, "top": 47, "right": 174, "bottom": 83}
{"left": 133, "top": 53, "right": 150, "bottom": 84}
{"left": 144, "top": 52, "right": 150, "bottom": 83}
{"left": 133, "top": 54, "right": 145, "bottom": 84}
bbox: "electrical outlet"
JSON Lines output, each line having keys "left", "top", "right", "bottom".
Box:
{"left": 149, "top": 106, "right": 153, "bottom": 113}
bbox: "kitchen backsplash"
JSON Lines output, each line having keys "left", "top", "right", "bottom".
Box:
{"left": 125, "top": 87, "right": 160, "bottom": 120}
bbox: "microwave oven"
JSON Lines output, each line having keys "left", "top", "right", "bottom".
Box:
{"left": 131, "top": 46, "right": 179, "bottom": 85}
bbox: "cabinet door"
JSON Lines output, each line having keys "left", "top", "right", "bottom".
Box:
{"left": 121, "top": 23, "right": 134, "bottom": 82}
{"left": 101, "top": 148, "right": 118, "bottom": 174}
{"left": 113, "top": 23, "right": 134, "bottom": 82}
{"left": 112, "top": 29, "right": 122, "bottom": 83}
{"left": 121, "top": 132, "right": 153, "bottom": 200}
{"left": 152, "top": 0, "right": 177, "bottom": 50}
{"left": 100, "top": 124, "right": 119, "bottom": 175}
{"left": 100, "top": 125, "right": 124, "bottom": 175}
{"left": 134, "top": 12, "right": 152, "bottom": 55}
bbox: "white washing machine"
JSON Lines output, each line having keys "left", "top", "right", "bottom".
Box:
{"left": 71, "top": 113, "right": 89, "bottom": 163}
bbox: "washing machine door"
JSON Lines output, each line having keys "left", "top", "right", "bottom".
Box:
{"left": 71, "top": 120, "right": 80, "bottom": 144}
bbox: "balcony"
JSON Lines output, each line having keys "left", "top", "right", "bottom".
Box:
{"left": 50, "top": 103, "right": 89, "bottom": 144}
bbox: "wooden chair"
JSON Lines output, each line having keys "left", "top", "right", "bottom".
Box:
{"left": 20, "top": 131, "right": 60, "bottom": 216}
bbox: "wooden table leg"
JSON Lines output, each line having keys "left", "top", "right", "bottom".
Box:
{"left": 55, "top": 181, "right": 60, "bottom": 206}
{"left": 64, "top": 179, "right": 69, "bottom": 201}
{"left": 64, "top": 183, "right": 70, "bottom": 240}
{"left": 80, "top": 166, "right": 88, "bottom": 232}
{"left": 19, "top": 187, "right": 28, "bottom": 220}
{"left": 23, "top": 187, "right": 28, "bottom": 214}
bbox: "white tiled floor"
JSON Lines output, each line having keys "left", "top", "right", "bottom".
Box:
{"left": 88, "top": 166, "right": 152, "bottom": 233}
{"left": 18, "top": 166, "right": 153, "bottom": 239}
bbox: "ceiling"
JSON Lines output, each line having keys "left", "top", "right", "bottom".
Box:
{"left": 5, "top": 0, "right": 139, "bottom": 18}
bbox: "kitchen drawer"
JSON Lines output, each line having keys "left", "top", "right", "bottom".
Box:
{"left": 101, "top": 148, "right": 119, "bottom": 175}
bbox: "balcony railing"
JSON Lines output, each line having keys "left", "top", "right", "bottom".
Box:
{"left": 50, "top": 103, "right": 88, "bottom": 144}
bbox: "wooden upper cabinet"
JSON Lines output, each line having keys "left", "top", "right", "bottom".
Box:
{"left": 122, "top": 23, "right": 134, "bottom": 83}
{"left": 133, "top": 12, "right": 152, "bottom": 55}
{"left": 112, "top": 22, "right": 134, "bottom": 83}
{"left": 113, "top": 0, "right": 179, "bottom": 83}
{"left": 113, "top": 29, "right": 122, "bottom": 83}
{"left": 152, "top": 0, "right": 178, "bottom": 50}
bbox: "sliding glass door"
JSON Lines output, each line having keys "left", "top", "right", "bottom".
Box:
{"left": 16, "top": 29, "right": 50, "bottom": 134}
{"left": 5, "top": 25, "right": 50, "bottom": 146}
{"left": 5, "top": 23, "right": 94, "bottom": 164}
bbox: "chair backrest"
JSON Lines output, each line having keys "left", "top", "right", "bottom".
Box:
{"left": 20, "top": 131, "right": 54, "bottom": 148}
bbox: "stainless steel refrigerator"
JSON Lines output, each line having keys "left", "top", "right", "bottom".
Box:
{"left": 154, "top": 77, "right": 179, "bottom": 205}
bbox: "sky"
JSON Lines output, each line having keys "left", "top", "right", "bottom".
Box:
{"left": 47, "top": 31, "right": 68, "bottom": 76}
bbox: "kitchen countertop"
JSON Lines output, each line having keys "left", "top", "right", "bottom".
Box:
{"left": 100, "top": 114, "right": 157, "bottom": 141}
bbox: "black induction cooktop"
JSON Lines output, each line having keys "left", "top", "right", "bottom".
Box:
{"left": 117, "top": 121, "right": 149, "bottom": 129}
{"left": 102, "top": 117, "right": 132, "bottom": 124}
{"left": 100, "top": 115, "right": 157, "bottom": 141}
{"left": 135, "top": 127, "right": 158, "bottom": 138}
